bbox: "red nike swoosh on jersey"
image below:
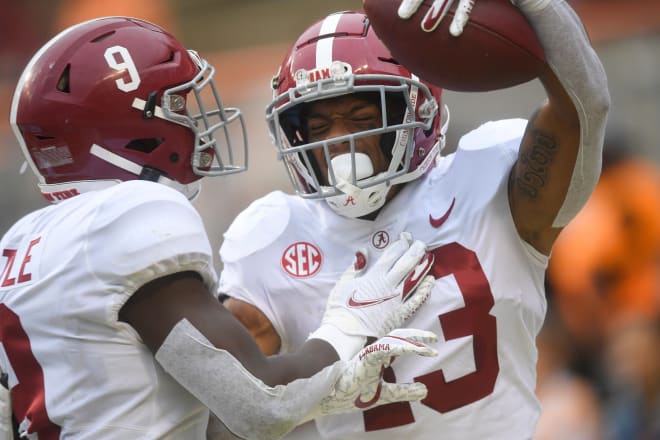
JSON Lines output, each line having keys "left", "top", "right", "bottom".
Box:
{"left": 347, "top": 292, "right": 400, "bottom": 308}
{"left": 354, "top": 367, "right": 385, "bottom": 409}
{"left": 429, "top": 197, "right": 456, "bottom": 228}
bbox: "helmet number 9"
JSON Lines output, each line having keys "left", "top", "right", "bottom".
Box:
{"left": 104, "top": 45, "right": 141, "bottom": 92}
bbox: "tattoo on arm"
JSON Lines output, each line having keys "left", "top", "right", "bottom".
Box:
{"left": 515, "top": 130, "right": 558, "bottom": 198}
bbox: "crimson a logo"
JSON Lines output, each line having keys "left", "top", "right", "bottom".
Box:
{"left": 371, "top": 231, "right": 390, "bottom": 249}
{"left": 281, "top": 242, "right": 322, "bottom": 278}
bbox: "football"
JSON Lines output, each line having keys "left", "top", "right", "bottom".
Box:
{"left": 363, "top": 0, "right": 546, "bottom": 91}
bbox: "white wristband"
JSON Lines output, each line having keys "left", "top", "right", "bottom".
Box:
{"left": 308, "top": 324, "right": 367, "bottom": 361}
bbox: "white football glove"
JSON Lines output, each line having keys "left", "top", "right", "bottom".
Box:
{"left": 0, "top": 371, "right": 12, "bottom": 440}
{"left": 309, "top": 233, "right": 435, "bottom": 360}
{"left": 397, "top": 0, "right": 476, "bottom": 36}
{"left": 302, "top": 328, "right": 437, "bottom": 422}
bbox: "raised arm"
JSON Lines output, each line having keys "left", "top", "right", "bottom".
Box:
{"left": 394, "top": 0, "right": 610, "bottom": 254}
{"left": 509, "top": 0, "right": 610, "bottom": 254}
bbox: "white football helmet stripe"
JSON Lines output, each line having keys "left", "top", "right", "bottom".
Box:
{"left": 316, "top": 13, "right": 342, "bottom": 68}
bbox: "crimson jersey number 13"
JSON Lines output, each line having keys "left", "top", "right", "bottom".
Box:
{"left": 364, "top": 242, "right": 500, "bottom": 431}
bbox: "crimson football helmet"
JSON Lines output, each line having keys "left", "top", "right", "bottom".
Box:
{"left": 267, "top": 11, "right": 447, "bottom": 218}
{"left": 10, "top": 16, "right": 247, "bottom": 202}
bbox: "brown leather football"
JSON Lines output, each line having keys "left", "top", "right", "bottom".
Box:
{"left": 363, "top": 0, "right": 546, "bottom": 91}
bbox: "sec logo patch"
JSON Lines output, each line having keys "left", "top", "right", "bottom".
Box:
{"left": 281, "top": 242, "right": 322, "bottom": 278}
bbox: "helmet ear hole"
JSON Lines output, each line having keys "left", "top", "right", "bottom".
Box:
{"left": 125, "top": 138, "right": 164, "bottom": 153}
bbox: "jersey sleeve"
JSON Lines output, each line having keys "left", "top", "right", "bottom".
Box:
{"left": 84, "top": 181, "right": 217, "bottom": 317}
{"left": 219, "top": 191, "right": 292, "bottom": 263}
{"left": 457, "top": 118, "right": 527, "bottom": 155}
{"left": 218, "top": 191, "right": 293, "bottom": 348}
{"left": 218, "top": 191, "right": 291, "bottom": 295}
{"left": 451, "top": 118, "right": 549, "bottom": 266}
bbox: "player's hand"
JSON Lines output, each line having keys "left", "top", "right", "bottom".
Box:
{"left": 0, "top": 370, "right": 13, "bottom": 439}
{"left": 309, "top": 232, "right": 435, "bottom": 360}
{"left": 303, "top": 328, "right": 437, "bottom": 421}
{"left": 326, "top": 232, "right": 434, "bottom": 338}
{"left": 397, "top": 0, "right": 475, "bottom": 36}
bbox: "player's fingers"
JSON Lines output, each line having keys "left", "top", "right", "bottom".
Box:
{"left": 387, "top": 340, "right": 438, "bottom": 359}
{"left": 364, "top": 331, "right": 438, "bottom": 364}
{"left": 396, "top": 251, "right": 434, "bottom": 302}
{"left": 379, "top": 382, "right": 429, "bottom": 404}
{"left": 397, "top": 0, "right": 425, "bottom": 19}
{"left": 387, "top": 275, "right": 435, "bottom": 329}
{"left": 450, "top": 0, "right": 475, "bottom": 36}
{"left": 371, "top": 232, "right": 413, "bottom": 273}
{"left": 384, "top": 239, "right": 426, "bottom": 286}
{"left": 387, "top": 328, "right": 439, "bottom": 345}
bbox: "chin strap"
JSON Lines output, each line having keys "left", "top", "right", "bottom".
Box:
{"left": 325, "top": 153, "right": 390, "bottom": 218}
{"left": 326, "top": 180, "right": 390, "bottom": 219}
{"left": 89, "top": 143, "right": 202, "bottom": 201}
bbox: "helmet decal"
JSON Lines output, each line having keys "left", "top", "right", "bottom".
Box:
{"left": 294, "top": 61, "right": 353, "bottom": 90}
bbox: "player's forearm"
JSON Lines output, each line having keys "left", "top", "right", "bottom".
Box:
{"left": 517, "top": 0, "right": 610, "bottom": 227}
{"left": 155, "top": 319, "right": 344, "bottom": 440}
{"left": 264, "top": 337, "right": 339, "bottom": 383}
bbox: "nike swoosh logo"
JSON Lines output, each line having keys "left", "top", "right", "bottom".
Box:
{"left": 354, "top": 366, "right": 385, "bottom": 409}
{"left": 348, "top": 292, "right": 399, "bottom": 308}
{"left": 408, "top": 253, "right": 432, "bottom": 284}
{"left": 401, "top": 252, "right": 434, "bottom": 302}
{"left": 422, "top": 0, "right": 451, "bottom": 32}
{"left": 429, "top": 197, "right": 456, "bottom": 228}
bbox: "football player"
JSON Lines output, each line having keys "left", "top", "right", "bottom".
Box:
{"left": 219, "top": 1, "right": 610, "bottom": 439}
{"left": 0, "top": 16, "right": 439, "bottom": 440}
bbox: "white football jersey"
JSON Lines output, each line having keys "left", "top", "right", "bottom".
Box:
{"left": 220, "top": 119, "right": 548, "bottom": 440}
{"left": 0, "top": 180, "right": 217, "bottom": 439}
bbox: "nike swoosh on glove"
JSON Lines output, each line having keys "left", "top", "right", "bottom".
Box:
{"left": 308, "top": 232, "right": 436, "bottom": 360}
{"left": 302, "top": 328, "right": 438, "bottom": 422}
